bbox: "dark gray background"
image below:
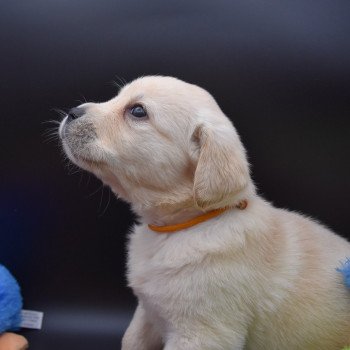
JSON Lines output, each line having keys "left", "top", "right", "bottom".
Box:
{"left": 1, "top": 1, "right": 349, "bottom": 349}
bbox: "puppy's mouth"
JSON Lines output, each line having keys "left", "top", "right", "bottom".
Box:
{"left": 59, "top": 116, "right": 103, "bottom": 168}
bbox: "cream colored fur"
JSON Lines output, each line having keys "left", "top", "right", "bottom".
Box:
{"left": 59, "top": 76, "right": 350, "bottom": 349}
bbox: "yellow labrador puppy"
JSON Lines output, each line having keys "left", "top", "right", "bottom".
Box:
{"left": 59, "top": 76, "right": 350, "bottom": 350}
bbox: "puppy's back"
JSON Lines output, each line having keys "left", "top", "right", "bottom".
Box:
{"left": 249, "top": 207, "right": 350, "bottom": 349}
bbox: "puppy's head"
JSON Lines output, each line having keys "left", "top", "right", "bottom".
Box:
{"left": 59, "top": 76, "right": 254, "bottom": 216}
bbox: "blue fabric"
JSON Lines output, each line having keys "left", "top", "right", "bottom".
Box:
{"left": 0, "top": 265, "right": 22, "bottom": 333}
{"left": 337, "top": 258, "right": 350, "bottom": 289}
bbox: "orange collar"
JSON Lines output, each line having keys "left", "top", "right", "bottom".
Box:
{"left": 148, "top": 200, "right": 247, "bottom": 234}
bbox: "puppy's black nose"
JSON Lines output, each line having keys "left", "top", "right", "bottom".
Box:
{"left": 67, "top": 107, "right": 85, "bottom": 122}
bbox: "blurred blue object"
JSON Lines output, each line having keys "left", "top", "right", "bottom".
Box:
{"left": 0, "top": 265, "right": 22, "bottom": 333}
{"left": 337, "top": 258, "right": 350, "bottom": 289}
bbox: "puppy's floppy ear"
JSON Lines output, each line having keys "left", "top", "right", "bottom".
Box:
{"left": 192, "top": 123, "right": 250, "bottom": 210}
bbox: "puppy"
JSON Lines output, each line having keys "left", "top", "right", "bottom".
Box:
{"left": 59, "top": 76, "right": 350, "bottom": 349}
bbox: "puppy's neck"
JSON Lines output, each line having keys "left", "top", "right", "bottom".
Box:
{"left": 133, "top": 193, "right": 254, "bottom": 227}
{"left": 137, "top": 204, "right": 205, "bottom": 227}
{"left": 128, "top": 181, "right": 256, "bottom": 227}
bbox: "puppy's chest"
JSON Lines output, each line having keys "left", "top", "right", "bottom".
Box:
{"left": 128, "top": 236, "right": 191, "bottom": 297}
{"left": 127, "top": 231, "right": 211, "bottom": 312}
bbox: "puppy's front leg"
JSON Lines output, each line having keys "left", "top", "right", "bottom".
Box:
{"left": 121, "top": 304, "right": 163, "bottom": 350}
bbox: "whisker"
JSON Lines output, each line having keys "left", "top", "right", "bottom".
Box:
{"left": 43, "top": 137, "right": 60, "bottom": 144}
{"left": 42, "top": 133, "right": 58, "bottom": 140}
{"left": 42, "top": 122, "right": 60, "bottom": 143}
{"left": 86, "top": 184, "right": 104, "bottom": 199}
{"left": 42, "top": 127, "right": 59, "bottom": 136}
{"left": 42, "top": 119, "right": 61, "bottom": 126}
{"left": 99, "top": 187, "right": 111, "bottom": 217}
{"left": 78, "top": 172, "right": 84, "bottom": 187}
{"left": 52, "top": 108, "right": 69, "bottom": 117}
{"left": 99, "top": 185, "right": 105, "bottom": 211}
{"left": 65, "top": 161, "right": 81, "bottom": 176}
{"left": 86, "top": 174, "right": 91, "bottom": 186}
{"left": 111, "top": 75, "right": 127, "bottom": 91}
{"left": 78, "top": 93, "right": 87, "bottom": 104}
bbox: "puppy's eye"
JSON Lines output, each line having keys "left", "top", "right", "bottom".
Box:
{"left": 130, "top": 105, "right": 147, "bottom": 118}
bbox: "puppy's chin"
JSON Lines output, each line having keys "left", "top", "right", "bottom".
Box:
{"left": 61, "top": 140, "right": 104, "bottom": 172}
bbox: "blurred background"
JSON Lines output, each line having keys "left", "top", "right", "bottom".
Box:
{"left": 1, "top": 0, "right": 349, "bottom": 349}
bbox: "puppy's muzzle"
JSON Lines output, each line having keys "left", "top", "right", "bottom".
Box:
{"left": 67, "top": 106, "right": 86, "bottom": 122}
{"left": 59, "top": 106, "right": 86, "bottom": 139}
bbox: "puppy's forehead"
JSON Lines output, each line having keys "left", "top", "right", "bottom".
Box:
{"left": 123, "top": 76, "right": 190, "bottom": 93}
{"left": 118, "top": 76, "right": 211, "bottom": 105}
